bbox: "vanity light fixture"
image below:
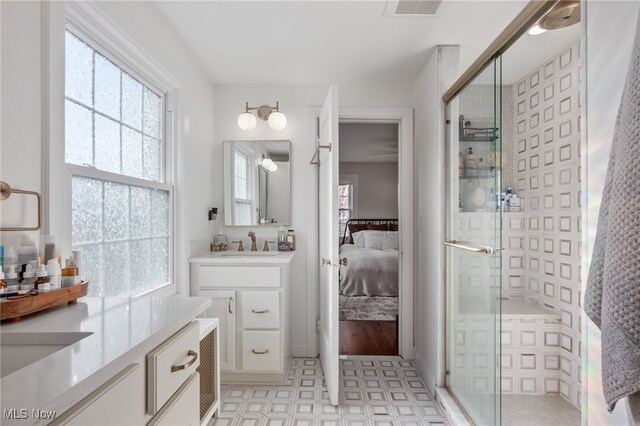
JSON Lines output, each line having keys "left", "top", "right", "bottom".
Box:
{"left": 237, "top": 101, "right": 287, "bottom": 131}
{"left": 261, "top": 155, "right": 278, "bottom": 172}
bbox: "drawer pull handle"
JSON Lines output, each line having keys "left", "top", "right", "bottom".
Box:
{"left": 251, "top": 349, "right": 270, "bottom": 355}
{"left": 251, "top": 308, "right": 270, "bottom": 314}
{"left": 228, "top": 297, "right": 234, "bottom": 314}
{"left": 171, "top": 350, "right": 198, "bottom": 373}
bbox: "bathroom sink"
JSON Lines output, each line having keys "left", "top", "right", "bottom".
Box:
{"left": 0, "top": 331, "right": 93, "bottom": 378}
{"left": 219, "top": 252, "right": 277, "bottom": 257}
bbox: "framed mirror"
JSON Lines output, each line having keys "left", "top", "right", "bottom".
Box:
{"left": 223, "top": 140, "right": 291, "bottom": 226}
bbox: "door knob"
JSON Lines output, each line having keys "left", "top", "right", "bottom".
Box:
{"left": 338, "top": 258, "right": 348, "bottom": 266}
{"left": 321, "top": 258, "right": 332, "bottom": 267}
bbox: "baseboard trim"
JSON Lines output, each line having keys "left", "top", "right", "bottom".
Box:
{"left": 435, "top": 387, "right": 471, "bottom": 426}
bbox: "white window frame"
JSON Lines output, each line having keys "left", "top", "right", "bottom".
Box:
{"left": 43, "top": 2, "right": 184, "bottom": 297}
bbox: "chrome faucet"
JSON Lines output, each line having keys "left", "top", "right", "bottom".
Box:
{"left": 248, "top": 231, "right": 257, "bottom": 251}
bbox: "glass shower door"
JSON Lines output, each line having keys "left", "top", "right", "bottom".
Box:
{"left": 445, "top": 55, "right": 502, "bottom": 425}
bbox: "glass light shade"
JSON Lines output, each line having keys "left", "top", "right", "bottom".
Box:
{"left": 267, "top": 163, "right": 278, "bottom": 172}
{"left": 268, "top": 111, "right": 287, "bottom": 130}
{"left": 238, "top": 112, "right": 257, "bottom": 130}
{"left": 528, "top": 24, "right": 547, "bottom": 36}
{"left": 262, "top": 158, "right": 274, "bottom": 168}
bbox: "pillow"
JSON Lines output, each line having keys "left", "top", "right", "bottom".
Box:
{"left": 367, "top": 223, "right": 388, "bottom": 231}
{"left": 347, "top": 223, "right": 368, "bottom": 244}
{"left": 362, "top": 231, "right": 399, "bottom": 250}
{"left": 351, "top": 231, "right": 367, "bottom": 248}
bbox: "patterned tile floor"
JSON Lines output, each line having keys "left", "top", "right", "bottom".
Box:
{"left": 211, "top": 357, "right": 448, "bottom": 425}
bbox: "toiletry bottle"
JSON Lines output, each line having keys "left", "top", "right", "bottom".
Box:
{"left": 35, "top": 264, "right": 50, "bottom": 292}
{"left": 20, "top": 264, "right": 36, "bottom": 291}
{"left": 40, "top": 235, "right": 57, "bottom": 264}
{"left": 72, "top": 250, "right": 81, "bottom": 271}
{"left": 459, "top": 151, "right": 465, "bottom": 176}
{"left": 46, "top": 258, "right": 62, "bottom": 290}
{"left": 278, "top": 226, "right": 289, "bottom": 251}
{"left": 287, "top": 230, "right": 296, "bottom": 251}
{"left": 0, "top": 245, "right": 4, "bottom": 270}
{"left": 4, "top": 246, "right": 17, "bottom": 268}
{"left": 5, "top": 265, "right": 20, "bottom": 292}
{"left": 0, "top": 267, "right": 6, "bottom": 294}
{"left": 62, "top": 258, "right": 80, "bottom": 287}
{"left": 17, "top": 235, "right": 39, "bottom": 265}
{"left": 465, "top": 147, "right": 478, "bottom": 177}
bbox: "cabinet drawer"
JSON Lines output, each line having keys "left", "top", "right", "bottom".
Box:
{"left": 242, "top": 331, "right": 280, "bottom": 371}
{"left": 241, "top": 291, "right": 280, "bottom": 329}
{"left": 147, "top": 372, "right": 200, "bottom": 426}
{"left": 50, "top": 364, "right": 144, "bottom": 425}
{"left": 198, "top": 266, "right": 280, "bottom": 288}
{"left": 147, "top": 322, "right": 200, "bottom": 414}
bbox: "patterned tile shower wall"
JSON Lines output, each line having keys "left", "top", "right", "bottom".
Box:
{"left": 503, "top": 40, "right": 582, "bottom": 408}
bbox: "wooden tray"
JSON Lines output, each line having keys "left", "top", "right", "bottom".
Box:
{"left": 0, "top": 282, "right": 88, "bottom": 322}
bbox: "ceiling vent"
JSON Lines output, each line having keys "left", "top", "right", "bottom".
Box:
{"left": 384, "top": 0, "right": 442, "bottom": 17}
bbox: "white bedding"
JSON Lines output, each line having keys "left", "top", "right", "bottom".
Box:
{"left": 339, "top": 243, "right": 399, "bottom": 297}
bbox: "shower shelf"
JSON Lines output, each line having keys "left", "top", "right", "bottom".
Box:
{"left": 459, "top": 127, "right": 499, "bottom": 142}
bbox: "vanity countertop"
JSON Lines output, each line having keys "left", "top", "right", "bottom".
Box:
{"left": 189, "top": 250, "right": 296, "bottom": 264}
{"left": 0, "top": 295, "right": 211, "bottom": 425}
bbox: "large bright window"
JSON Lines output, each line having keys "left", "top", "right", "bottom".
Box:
{"left": 65, "top": 29, "right": 171, "bottom": 296}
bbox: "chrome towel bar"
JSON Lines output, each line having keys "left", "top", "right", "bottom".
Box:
{"left": 443, "top": 240, "right": 503, "bottom": 255}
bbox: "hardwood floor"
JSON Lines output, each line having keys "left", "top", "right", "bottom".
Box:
{"left": 339, "top": 320, "right": 398, "bottom": 356}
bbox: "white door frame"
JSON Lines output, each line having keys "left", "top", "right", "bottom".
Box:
{"left": 306, "top": 107, "right": 414, "bottom": 359}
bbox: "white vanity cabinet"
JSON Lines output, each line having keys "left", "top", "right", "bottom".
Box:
{"left": 190, "top": 252, "right": 296, "bottom": 383}
{"left": 51, "top": 320, "right": 217, "bottom": 426}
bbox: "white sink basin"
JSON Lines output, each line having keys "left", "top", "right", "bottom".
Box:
{"left": 0, "top": 331, "right": 93, "bottom": 378}
{"left": 219, "top": 252, "right": 277, "bottom": 257}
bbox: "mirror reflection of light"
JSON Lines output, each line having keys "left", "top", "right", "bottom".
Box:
{"left": 261, "top": 158, "right": 278, "bottom": 172}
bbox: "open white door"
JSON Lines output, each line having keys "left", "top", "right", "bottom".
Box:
{"left": 318, "top": 85, "right": 339, "bottom": 406}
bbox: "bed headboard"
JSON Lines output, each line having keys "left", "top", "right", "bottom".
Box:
{"left": 341, "top": 218, "right": 398, "bottom": 245}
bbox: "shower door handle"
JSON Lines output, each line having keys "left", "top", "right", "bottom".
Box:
{"left": 443, "top": 240, "right": 499, "bottom": 255}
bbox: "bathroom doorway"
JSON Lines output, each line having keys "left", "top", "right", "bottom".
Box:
{"left": 337, "top": 122, "right": 400, "bottom": 356}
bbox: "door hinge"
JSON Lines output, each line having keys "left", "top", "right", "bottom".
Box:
{"left": 445, "top": 369, "right": 450, "bottom": 375}
{"left": 316, "top": 316, "right": 320, "bottom": 334}
{"left": 446, "top": 119, "right": 451, "bottom": 124}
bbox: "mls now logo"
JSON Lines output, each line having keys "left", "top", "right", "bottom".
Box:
{"left": 3, "top": 409, "right": 28, "bottom": 419}
{"left": 3, "top": 409, "right": 56, "bottom": 420}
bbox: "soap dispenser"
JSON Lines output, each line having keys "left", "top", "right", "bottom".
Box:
{"left": 465, "top": 147, "right": 478, "bottom": 177}
{"left": 278, "top": 226, "right": 290, "bottom": 251}
{"left": 211, "top": 229, "right": 228, "bottom": 252}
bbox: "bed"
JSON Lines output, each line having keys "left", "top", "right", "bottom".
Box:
{"left": 339, "top": 219, "right": 399, "bottom": 297}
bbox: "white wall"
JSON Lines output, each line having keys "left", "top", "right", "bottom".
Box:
{"left": 211, "top": 84, "right": 412, "bottom": 356}
{"left": 412, "top": 45, "right": 459, "bottom": 392}
{"left": 0, "top": 1, "right": 215, "bottom": 294}
{"left": 584, "top": 2, "right": 640, "bottom": 424}
{"left": 339, "top": 162, "right": 398, "bottom": 219}
{"left": 0, "top": 1, "right": 43, "bottom": 247}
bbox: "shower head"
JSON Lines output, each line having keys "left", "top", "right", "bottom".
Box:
{"left": 539, "top": 1, "right": 581, "bottom": 30}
